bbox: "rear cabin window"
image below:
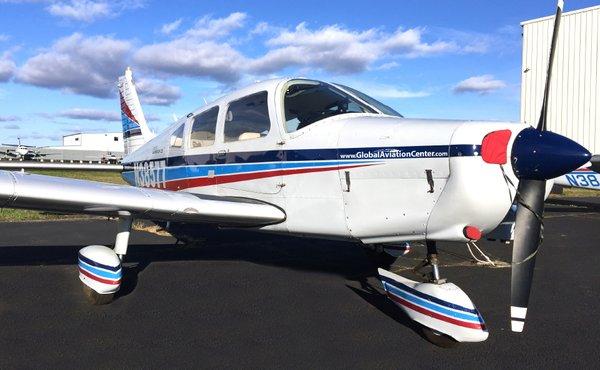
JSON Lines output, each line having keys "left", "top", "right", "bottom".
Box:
{"left": 190, "top": 106, "right": 219, "bottom": 148}
{"left": 283, "top": 81, "right": 375, "bottom": 133}
{"left": 224, "top": 91, "right": 270, "bottom": 142}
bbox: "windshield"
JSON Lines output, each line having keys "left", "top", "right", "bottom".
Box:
{"left": 283, "top": 80, "right": 376, "bottom": 133}
{"left": 333, "top": 83, "right": 403, "bottom": 117}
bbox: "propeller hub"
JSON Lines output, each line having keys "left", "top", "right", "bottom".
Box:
{"left": 511, "top": 127, "right": 591, "bottom": 180}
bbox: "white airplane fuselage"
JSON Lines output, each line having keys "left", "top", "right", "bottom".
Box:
{"left": 122, "top": 78, "right": 525, "bottom": 244}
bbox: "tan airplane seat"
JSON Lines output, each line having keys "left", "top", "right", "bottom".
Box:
{"left": 238, "top": 132, "right": 261, "bottom": 141}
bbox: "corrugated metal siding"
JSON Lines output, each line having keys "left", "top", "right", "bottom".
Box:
{"left": 521, "top": 6, "right": 600, "bottom": 154}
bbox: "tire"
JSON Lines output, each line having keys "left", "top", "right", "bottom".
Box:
{"left": 364, "top": 248, "right": 399, "bottom": 269}
{"left": 82, "top": 284, "right": 115, "bottom": 305}
{"left": 421, "top": 326, "right": 459, "bottom": 348}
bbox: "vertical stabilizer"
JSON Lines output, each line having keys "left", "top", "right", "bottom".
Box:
{"left": 117, "top": 67, "right": 154, "bottom": 155}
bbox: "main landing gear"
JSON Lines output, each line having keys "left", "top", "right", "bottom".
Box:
{"left": 77, "top": 212, "right": 132, "bottom": 305}
{"left": 378, "top": 241, "right": 489, "bottom": 347}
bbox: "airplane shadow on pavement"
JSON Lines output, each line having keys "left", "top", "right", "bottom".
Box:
{"left": 0, "top": 221, "right": 514, "bottom": 345}
{"left": 0, "top": 225, "right": 380, "bottom": 294}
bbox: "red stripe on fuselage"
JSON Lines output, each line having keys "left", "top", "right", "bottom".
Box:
{"left": 387, "top": 292, "right": 485, "bottom": 330}
{"left": 79, "top": 267, "right": 121, "bottom": 285}
{"left": 162, "top": 163, "right": 374, "bottom": 191}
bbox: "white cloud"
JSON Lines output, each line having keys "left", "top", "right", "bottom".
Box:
{"left": 57, "top": 108, "right": 120, "bottom": 121}
{"left": 160, "top": 18, "right": 182, "bottom": 35}
{"left": 53, "top": 108, "right": 160, "bottom": 122}
{"left": 136, "top": 78, "right": 181, "bottom": 106}
{"left": 0, "top": 114, "right": 20, "bottom": 121}
{"left": 248, "top": 24, "right": 477, "bottom": 76}
{"left": 381, "top": 28, "right": 458, "bottom": 57}
{"left": 249, "top": 23, "right": 377, "bottom": 75}
{"left": 251, "top": 22, "right": 271, "bottom": 35}
{"left": 0, "top": 34, "right": 9, "bottom": 42}
{"left": 134, "top": 39, "right": 245, "bottom": 83}
{"left": 0, "top": 52, "right": 16, "bottom": 82}
{"left": 11, "top": 11, "right": 497, "bottom": 101}
{"left": 46, "top": 0, "right": 145, "bottom": 22}
{"left": 134, "top": 13, "right": 250, "bottom": 83}
{"left": 370, "top": 61, "right": 399, "bottom": 71}
{"left": 370, "top": 87, "right": 430, "bottom": 99}
{"left": 4, "top": 123, "right": 20, "bottom": 129}
{"left": 47, "top": 0, "right": 111, "bottom": 22}
{"left": 341, "top": 81, "right": 430, "bottom": 99}
{"left": 185, "top": 12, "right": 247, "bottom": 39}
{"left": 453, "top": 75, "right": 506, "bottom": 94}
{"left": 17, "top": 33, "right": 131, "bottom": 97}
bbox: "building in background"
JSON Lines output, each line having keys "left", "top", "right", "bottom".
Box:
{"left": 521, "top": 5, "right": 600, "bottom": 154}
{"left": 38, "top": 132, "right": 125, "bottom": 162}
{"left": 59, "top": 133, "right": 124, "bottom": 152}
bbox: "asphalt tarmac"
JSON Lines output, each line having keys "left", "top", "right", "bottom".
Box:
{"left": 1, "top": 197, "right": 599, "bottom": 368}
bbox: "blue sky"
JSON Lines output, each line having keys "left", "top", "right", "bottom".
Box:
{"left": 0, "top": 0, "right": 598, "bottom": 146}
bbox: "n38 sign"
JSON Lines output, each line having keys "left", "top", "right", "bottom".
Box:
{"left": 564, "top": 172, "right": 600, "bottom": 189}
{"left": 134, "top": 160, "right": 167, "bottom": 188}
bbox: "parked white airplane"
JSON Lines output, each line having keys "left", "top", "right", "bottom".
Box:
{"left": 1, "top": 138, "right": 45, "bottom": 160}
{"left": 0, "top": 1, "right": 590, "bottom": 346}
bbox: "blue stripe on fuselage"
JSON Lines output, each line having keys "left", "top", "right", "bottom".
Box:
{"left": 126, "top": 145, "right": 480, "bottom": 167}
{"left": 122, "top": 145, "right": 481, "bottom": 185}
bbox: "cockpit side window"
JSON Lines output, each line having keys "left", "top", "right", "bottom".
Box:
{"left": 170, "top": 123, "right": 185, "bottom": 148}
{"left": 283, "top": 81, "right": 375, "bottom": 133}
{"left": 224, "top": 91, "right": 270, "bottom": 142}
{"left": 190, "top": 106, "right": 219, "bottom": 148}
{"left": 333, "top": 83, "right": 403, "bottom": 117}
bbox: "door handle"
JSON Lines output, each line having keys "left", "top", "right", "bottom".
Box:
{"left": 215, "top": 150, "right": 228, "bottom": 160}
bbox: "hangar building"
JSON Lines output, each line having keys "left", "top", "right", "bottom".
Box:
{"left": 521, "top": 5, "right": 600, "bottom": 155}
{"left": 40, "top": 132, "right": 125, "bottom": 162}
{"left": 59, "top": 132, "right": 124, "bottom": 152}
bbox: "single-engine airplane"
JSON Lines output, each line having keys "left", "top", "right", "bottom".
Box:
{"left": 1, "top": 138, "right": 45, "bottom": 160}
{"left": 0, "top": 1, "right": 591, "bottom": 347}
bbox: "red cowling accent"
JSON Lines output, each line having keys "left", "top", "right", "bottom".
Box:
{"left": 463, "top": 226, "right": 482, "bottom": 241}
{"left": 481, "top": 129, "right": 512, "bottom": 164}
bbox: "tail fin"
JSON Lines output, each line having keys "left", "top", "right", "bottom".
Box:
{"left": 117, "top": 67, "right": 154, "bottom": 155}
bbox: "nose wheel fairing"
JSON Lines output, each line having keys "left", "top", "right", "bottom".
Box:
{"left": 378, "top": 268, "right": 489, "bottom": 343}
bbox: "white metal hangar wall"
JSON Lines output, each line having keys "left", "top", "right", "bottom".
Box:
{"left": 521, "top": 5, "right": 600, "bottom": 154}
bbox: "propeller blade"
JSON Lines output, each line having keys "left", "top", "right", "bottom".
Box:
{"left": 537, "top": 0, "right": 564, "bottom": 131}
{"left": 510, "top": 0, "right": 567, "bottom": 333}
{"left": 510, "top": 179, "right": 546, "bottom": 332}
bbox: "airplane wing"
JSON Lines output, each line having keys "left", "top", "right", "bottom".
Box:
{"left": 0, "top": 162, "right": 123, "bottom": 171}
{"left": 0, "top": 170, "right": 286, "bottom": 226}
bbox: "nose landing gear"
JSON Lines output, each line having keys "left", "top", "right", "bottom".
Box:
{"left": 412, "top": 241, "right": 445, "bottom": 284}
{"left": 378, "top": 241, "right": 488, "bottom": 346}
